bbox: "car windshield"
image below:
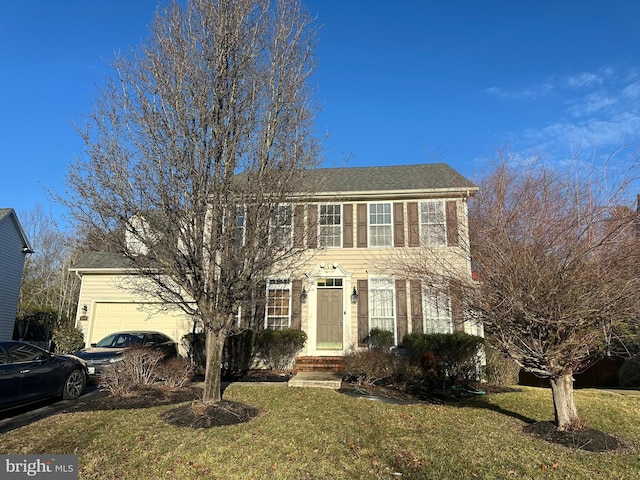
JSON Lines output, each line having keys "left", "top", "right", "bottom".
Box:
{"left": 95, "top": 333, "right": 145, "bottom": 348}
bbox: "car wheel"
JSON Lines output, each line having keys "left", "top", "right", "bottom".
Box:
{"left": 62, "top": 369, "right": 86, "bottom": 400}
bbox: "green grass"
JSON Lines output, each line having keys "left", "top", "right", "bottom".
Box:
{"left": 1, "top": 386, "right": 638, "bottom": 479}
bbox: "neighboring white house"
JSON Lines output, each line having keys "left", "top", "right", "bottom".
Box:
{"left": 0, "top": 209, "right": 33, "bottom": 341}
{"left": 71, "top": 163, "right": 480, "bottom": 359}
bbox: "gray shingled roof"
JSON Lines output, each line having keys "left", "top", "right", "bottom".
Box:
{"left": 307, "top": 163, "right": 476, "bottom": 193}
{"left": 71, "top": 251, "right": 133, "bottom": 270}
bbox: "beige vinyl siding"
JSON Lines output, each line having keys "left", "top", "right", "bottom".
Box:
{"left": 76, "top": 274, "right": 193, "bottom": 354}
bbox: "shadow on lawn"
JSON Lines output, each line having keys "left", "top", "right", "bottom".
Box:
{"left": 458, "top": 394, "right": 537, "bottom": 425}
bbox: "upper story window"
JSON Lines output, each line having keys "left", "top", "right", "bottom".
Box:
{"left": 265, "top": 279, "right": 291, "bottom": 330}
{"left": 422, "top": 282, "right": 452, "bottom": 334}
{"left": 420, "top": 201, "right": 446, "bottom": 246}
{"left": 319, "top": 204, "right": 342, "bottom": 248}
{"left": 271, "top": 204, "right": 293, "bottom": 245}
{"left": 369, "top": 203, "right": 392, "bottom": 247}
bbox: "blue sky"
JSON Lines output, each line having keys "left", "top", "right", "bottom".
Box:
{"left": 2, "top": 1, "right": 640, "bottom": 229}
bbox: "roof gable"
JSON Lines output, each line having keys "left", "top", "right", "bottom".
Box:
{"left": 0, "top": 208, "right": 33, "bottom": 253}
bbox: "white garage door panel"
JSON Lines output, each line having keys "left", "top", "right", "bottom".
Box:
{"left": 90, "top": 303, "right": 193, "bottom": 352}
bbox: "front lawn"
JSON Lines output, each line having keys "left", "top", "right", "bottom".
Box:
{"left": 0, "top": 386, "right": 638, "bottom": 479}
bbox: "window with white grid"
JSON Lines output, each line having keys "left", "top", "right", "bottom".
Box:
{"left": 420, "top": 201, "right": 446, "bottom": 246}
{"left": 319, "top": 204, "right": 342, "bottom": 248}
{"left": 271, "top": 204, "right": 292, "bottom": 245}
{"left": 422, "top": 282, "right": 452, "bottom": 334}
{"left": 369, "top": 278, "right": 396, "bottom": 336}
{"left": 265, "top": 279, "right": 291, "bottom": 330}
{"left": 369, "top": 203, "right": 392, "bottom": 247}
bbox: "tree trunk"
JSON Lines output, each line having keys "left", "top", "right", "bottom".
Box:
{"left": 549, "top": 372, "right": 581, "bottom": 430}
{"left": 202, "top": 327, "right": 226, "bottom": 404}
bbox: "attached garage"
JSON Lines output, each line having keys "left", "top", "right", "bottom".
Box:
{"left": 88, "top": 302, "right": 194, "bottom": 355}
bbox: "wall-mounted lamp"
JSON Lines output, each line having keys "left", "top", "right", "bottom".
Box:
{"left": 82, "top": 305, "right": 88, "bottom": 315}
{"left": 300, "top": 287, "right": 308, "bottom": 304}
{"left": 350, "top": 287, "right": 358, "bottom": 304}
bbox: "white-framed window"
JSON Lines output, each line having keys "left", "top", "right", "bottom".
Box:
{"left": 231, "top": 204, "right": 245, "bottom": 246}
{"left": 369, "top": 203, "right": 392, "bottom": 247}
{"left": 369, "top": 277, "right": 396, "bottom": 340}
{"left": 265, "top": 279, "right": 291, "bottom": 330}
{"left": 319, "top": 203, "right": 342, "bottom": 248}
{"left": 420, "top": 201, "right": 446, "bottom": 246}
{"left": 271, "top": 204, "right": 293, "bottom": 245}
{"left": 422, "top": 282, "right": 452, "bottom": 334}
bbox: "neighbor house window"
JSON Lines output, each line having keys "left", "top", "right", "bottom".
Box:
{"left": 319, "top": 204, "right": 342, "bottom": 248}
{"left": 422, "top": 282, "right": 452, "bottom": 334}
{"left": 420, "top": 201, "right": 446, "bottom": 246}
{"left": 369, "top": 278, "right": 396, "bottom": 339}
{"left": 265, "top": 279, "right": 291, "bottom": 330}
{"left": 369, "top": 203, "right": 392, "bottom": 247}
{"left": 271, "top": 204, "right": 293, "bottom": 245}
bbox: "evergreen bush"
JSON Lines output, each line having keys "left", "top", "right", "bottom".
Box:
{"left": 403, "top": 332, "right": 484, "bottom": 386}
{"left": 255, "top": 328, "right": 307, "bottom": 370}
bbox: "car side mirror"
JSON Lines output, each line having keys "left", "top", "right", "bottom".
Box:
{"left": 90, "top": 343, "right": 97, "bottom": 347}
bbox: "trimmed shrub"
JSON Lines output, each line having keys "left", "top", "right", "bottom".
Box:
{"left": 483, "top": 346, "right": 520, "bottom": 385}
{"left": 183, "top": 330, "right": 257, "bottom": 377}
{"left": 155, "top": 357, "right": 194, "bottom": 390}
{"left": 182, "top": 331, "right": 206, "bottom": 372}
{"left": 222, "top": 329, "right": 255, "bottom": 378}
{"left": 403, "top": 332, "right": 484, "bottom": 386}
{"left": 255, "top": 328, "right": 307, "bottom": 370}
{"left": 98, "top": 346, "right": 165, "bottom": 396}
{"left": 618, "top": 354, "right": 640, "bottom": 387}
{"left": 369, "top": 328, "right": 394, "bottom": 352}
{"left": 343, "top": 349, "right": 417, "bottom": 387}
{"left": 52, "top": 321, "right": 85, "bottom": 354}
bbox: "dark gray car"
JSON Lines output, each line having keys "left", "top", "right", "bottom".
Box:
{"left": 0, "top": 341, "right": 87, "bottom": 411}
{"left": 75, "top": 331, "right": 178, "bottom": 376}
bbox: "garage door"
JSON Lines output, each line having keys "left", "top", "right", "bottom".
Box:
{"left": 89, "top": 302, "right": 195, "bottom": 354}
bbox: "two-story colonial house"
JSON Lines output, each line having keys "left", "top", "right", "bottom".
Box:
{"left": 71, "top": 163, "right": 479, "bottom": 361}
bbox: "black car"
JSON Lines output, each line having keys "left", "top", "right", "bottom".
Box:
{"left": 0, "top": 341, "right": 87, "bottom": 411}
{"left": 75, "top": 331, "right": 178, "bottom": 376}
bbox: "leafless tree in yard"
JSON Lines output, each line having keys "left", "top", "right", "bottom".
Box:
{"left": 61, "top": 0, "right": 320, "bottom": 404}
{"left": 387, "top": 148, "right": 640, "bottom": 430}
{"left": 19, "top": 204, "right": 80, "bottom": 322}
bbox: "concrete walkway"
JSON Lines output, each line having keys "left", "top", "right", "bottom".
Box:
{"left": 600, "top": 388, "right": 640, "bottom": 396}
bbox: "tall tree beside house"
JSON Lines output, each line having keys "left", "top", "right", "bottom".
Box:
{"left": 61, "top": 0, "right": 320, "bottom": 404}
{"left": 18, "top": 204, "right": 80, "bottom": 325}
{"left": 386, "top": 150, "right": 640, "bottom": 431}
{"left": 468, "top": 153, "right": 639, "bottom": 431}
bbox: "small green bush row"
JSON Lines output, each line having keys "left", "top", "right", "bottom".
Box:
{"left": 345, "top": 331, "right": 486, "bottom": 389}
{"left": 183, "top": 328, "right": 307, "bottom": 375}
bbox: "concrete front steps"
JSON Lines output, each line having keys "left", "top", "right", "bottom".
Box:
{"left": 288, "top": 371, "right": 343, "bottom": 389}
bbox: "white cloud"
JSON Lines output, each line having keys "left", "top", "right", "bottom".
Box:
{"left": 489, "top": 66, "right": 640, "bottom": 161}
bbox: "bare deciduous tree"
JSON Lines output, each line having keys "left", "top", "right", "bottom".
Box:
{"left": 61, "top": 0, "right": 320, "bottom": 404}
{"left": 19, "top": 204, "right": 80, "bottom": 322}
{"left": 387, "top": 149, "right": 640, "bottom": 430}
